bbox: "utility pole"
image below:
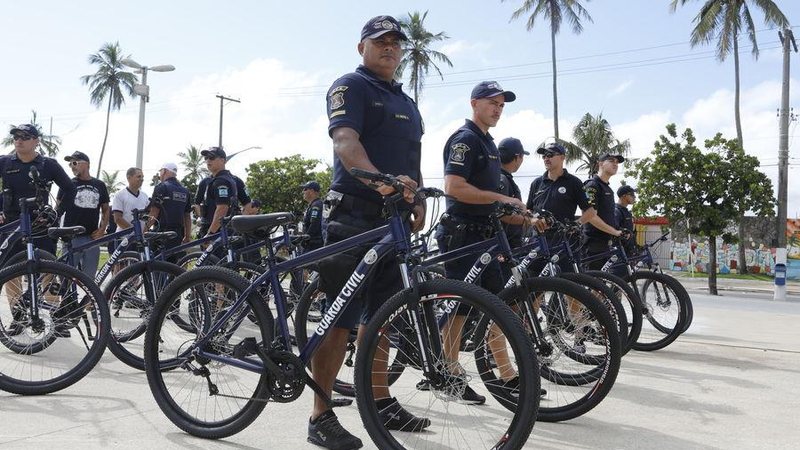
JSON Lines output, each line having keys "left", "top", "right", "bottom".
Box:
{"left": 776, "top": 28, "right": 797, "bottom": 301}
{"left": 216, "top": 94, "right": 240, "bottom": 148}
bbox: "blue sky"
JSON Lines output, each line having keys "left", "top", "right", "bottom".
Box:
{"left": 2, "top": 0, "right": 799, "bottom": 216}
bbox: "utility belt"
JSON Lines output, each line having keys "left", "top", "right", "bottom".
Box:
{"left": 324, "top": 190, "right": 386, "bottom": 222}
{"left": 439, "top": 213, "right": 496, "bottom": 240}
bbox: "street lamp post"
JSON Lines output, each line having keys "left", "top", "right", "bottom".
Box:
{"left": 120, "top": 58, "right": 175, "bottom": 169}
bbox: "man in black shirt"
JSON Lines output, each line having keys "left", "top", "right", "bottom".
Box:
{"left": 615, "top": 185, "right": 637, "bottom": 256}
{"left": 149, "top": 162, "right": 192, "bottom": 261}
{"left": 300, "top": 180, "right": 323, "bottom": 252}
{"left": 583, "top": 153, "right": 626, "bottom": 269}
{"left": 199, "top": 147, "right": 239, "bottom": 237}
{"left": 498, "top": 137, "right": 529, "bottom": 249}
{"left": 59, "top": 151, "right": 110, "bottom": 279}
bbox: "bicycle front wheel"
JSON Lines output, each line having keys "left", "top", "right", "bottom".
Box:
{"left": 629, "top": 271, "right": 689, "bottom": 351}
{"left": 0, "top": 260, "right": 109, "bottom": 395}
{"left": 144, "top": 266, "right": 275, "bottom": 439}
{"left": 355, "top": 278, "right": 539, "bottom": 450}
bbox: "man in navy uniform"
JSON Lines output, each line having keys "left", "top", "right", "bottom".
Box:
{"left": 199, "top": 147, "right": 239, "bottom": 238}
{"left": 434, "top": 82, "right": 528, "bottom": 404}
{"left": 300, "top": 180, "right": 324, "bottom": 252}
{"left": 308, "top": 15, "right": 427, "bottom": 449}
{"left": 497, "top": 137, "right": 529, "bottom": 249}
{"left": 195, "top": 162, "right": 250, "bottom": 238}
{"left": 582, "top": 153, "right": 626, "bottom": 269}
{"left": 149, "top": 162, "right": 192, "bottom": 260}
{"left": 615, "top": 185, "right": 637, "bottom": 256}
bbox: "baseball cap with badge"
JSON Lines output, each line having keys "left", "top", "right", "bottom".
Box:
{"left": 471, "top": 81, "right": 516, "bottom": 103}
{"left": 200, "top": 146, "right": 226, "bottom": 160}
{"left": 63, "top": 151, "right": 90, "bottom": 163}
{"left": 536, "top": 142, "right": 566, "bottom": 155}
{"left": 300, "top": 181, "right": 321, "bottom": 192}
{"left": 361, "top": 15, "right": 408, "bottom": 41}
{"left": 598, "top": 152, "right": 625, "bottom": 163}
{"left": 10, "top": 124, "right": 41, "bottom": 138}
{"left": 498, "top": 137, "right": 529, "bottom": 159}
{"left": 617, "top": 185, "right": 636, "bottom": 197}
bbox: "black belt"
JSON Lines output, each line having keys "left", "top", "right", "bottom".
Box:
{"left": 440, "top": 213, "right": 495, "bottom": 238}
{"left": 337, "top": 193, "right": 385, "bottom": 218}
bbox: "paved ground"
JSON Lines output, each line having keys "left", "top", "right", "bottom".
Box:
{"left": 1, "top": 282, "right": 798, "bottom": 449}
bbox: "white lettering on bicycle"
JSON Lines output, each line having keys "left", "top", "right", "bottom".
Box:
{"left": 314, "top": 271, "right": 366, "bottom": 336}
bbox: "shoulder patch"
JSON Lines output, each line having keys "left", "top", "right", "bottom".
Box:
{"left": 450, "top": 143, "right": 470, "bottom": 163}
{"left": 217, "top": 186, "right": 229, "bottom": 198}
{"left": 329, "top": 86, "right": 348, "bottom": 110}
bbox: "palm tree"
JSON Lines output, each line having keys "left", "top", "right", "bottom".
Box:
{"left": 80, "top": 42, "right": 138, "bottom": 178}
{"left": 395, "top": 11, "right": 454, "bottom": 104}
{"left": 178, "top": 144, "right": 209, "bottom": 196}
{"left": 504, "top": 0, "right": 593, "bottom": 139}
{"left": 2, "top": 110, "right": 62, "bottom": 157}
{"left": 671, "top": 0, "right": 788, "bottom": 274}
{"left": 101, "top": 170, "right": 124, "bottom": 195}
{"left": 563, "top": 112, "right": 630, "bottom": 176}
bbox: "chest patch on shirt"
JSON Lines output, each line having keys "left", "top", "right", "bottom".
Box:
{"left": 450, "top": 143, "right": 470, "bottom": 163}
{"left": 557, "top": 187, "right": 567, "bottom": 194}
{"left": 394, "top": 113, "right": 410, "bottom": 121}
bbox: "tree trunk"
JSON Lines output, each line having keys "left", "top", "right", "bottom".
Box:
{"left": 708, "top": 234, "right": 719, "bottom": 295}
{"left": 550, "top": 23, "right": 559, "bottom": 140}
{"left": 737, "top": 215, "right": 748, "bottom": 274}
{"left": 733, "top": 33, "right": 744, "bottom": 147}
{"left": 96, "top": 96, "right": 112, "bottom": 178}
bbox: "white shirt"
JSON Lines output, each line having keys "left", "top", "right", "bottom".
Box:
{"left": 112, "top": 188, "right": 150, "bottom": 228}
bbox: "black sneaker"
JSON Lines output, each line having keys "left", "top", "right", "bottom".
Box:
{"left": 307, "top": 410, "right": 363, "bottom": 450}
{"left": 458, "top": 384, "right": 486, "bottom": 405}
{"left": 378, "top": 397, "right": 431, "bottom": 432}
{"left": 6, "top": 303, "right": 28, "bottom": 336}
{"left": 499, "top": 376, "right": 547, "bottom": 397}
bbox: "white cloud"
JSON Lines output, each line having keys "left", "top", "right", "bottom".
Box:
{"left": 439, "top": 40, "right": 491, "bottom": 58}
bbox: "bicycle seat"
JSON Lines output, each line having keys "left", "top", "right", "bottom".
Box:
{"left": 144, "top": 231, "right": 178, "bottom": 243}
{"left": 231, "top": 213, "right": 295, "bottom": 234}
{"left": 47, "top": 226, "right": 86, "bottom": 239}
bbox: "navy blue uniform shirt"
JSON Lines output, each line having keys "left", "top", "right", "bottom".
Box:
{"left": 202, "top": 170, "right": 239, "bottom": 224}
{"left": 499, "top": 168, "right": 523, "bottom": 246}
{"left": 327, "top": 65, "right": 423, "bottom": 207}
{"left": 443, "top": 119, "right": 501, "bottom": 218}
{"left": 0, "top": 153, "right": 75, "bottom": 220}
{"left": 583, "top": 175, "right": 615, "bottom": 239}
{"left": 303, "top": 197, "right": 324, "bottom": 247}
{"left": 526, "top": 169, "right": 590, "bottom": 224}
{"left": 152, "top": 177, "right": 192, "bottom": 229}
{"left": 615, "top": 204, "right": 636, "bottom": 251}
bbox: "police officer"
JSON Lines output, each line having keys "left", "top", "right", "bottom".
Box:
{"left": 435, "top": 81, "right": 526, "bottom": 405}
{"left": 583, "top": 153, "right": 626, "bottom": 269}
{"left": 198, "top": 147, "right": 239, "bottom": 237}
{"left": 2, "top": 124, "right": 75, "bottom": 337}
{"left": 195, "top": 166, "right": 250, "bottom": 238}
{"left": 498, "top": 137, "right": 530, "bottom": 249}
{"left": 149, "top": 162, "right": 192, "bottom": 260}
{"left": 300, "top": 180, "right": 324, "bottom": 252}
{"left": 0, "top": 124, "right": 75, "bottom": 255}
{"left": 615, "top": 185, "right": 637, "bottom": 255}
{"left": 308, "top": 15, "right": 427, "bottom": 449}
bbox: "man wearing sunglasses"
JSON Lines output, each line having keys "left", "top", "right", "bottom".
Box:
{"left": 198, "top": 146, "right": 239, "bottom": 238}
{"left": 58, "top": 151, "right": 110, "bottom": 279}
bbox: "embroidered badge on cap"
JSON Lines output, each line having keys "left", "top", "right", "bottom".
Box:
{"left": 450, "top": 143, "right": 470, "bottom": 163}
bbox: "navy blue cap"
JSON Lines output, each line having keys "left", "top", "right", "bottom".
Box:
{"left": 251, "top": 199, "right": 263, "bottom": 208}
{"left": 9, "top": 124, "right": 40, "bottom": 138}
{"left": 64, "top": 151, "right": 90, "bottom": 163}
{"left": 471, "top": 81, "right": 516, "bottom": 103}
{"left": 361, "top": 16, "right": 408, "bottom": 41}
{"left": 301, "top": 181, "right": 321, "bottom": 191}
{"left": 617, "top": 185, "right": 636, "bottom": 197}
{"left": 599, "top": 153, "right": 625, "bottom": 163}
{"left": 498, "top": 137, "right": 529, "bottom": 159}
{"left": 536, "top": 142, "right": 566, "bottom": 155}
{"left": 201, "top": 146, "right": 226, "bottom": 159}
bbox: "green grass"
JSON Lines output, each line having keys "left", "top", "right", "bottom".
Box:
{"left": 673, "top": 272, "right": 774, "bottom": 282}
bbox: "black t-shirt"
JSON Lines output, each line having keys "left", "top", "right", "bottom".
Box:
{"left": 583, "top": 175, "right": 615, "bottom": 239}
{"left": 526, "top": 169, "right": 590, "bottom": 223}
{"left": 303, "top": 197, "right": 323, "bottom": 245}
{"left": 615, "top": 204, "right": 635, "bottom": 251}
{"left": 499, "top": 169, "right": 523, "bottom": 246}
{"left": 443, "top": 119, "right": 501, "bottom": 217}
{"left": 58, "top": 177, "right": 109, "bottom": 235}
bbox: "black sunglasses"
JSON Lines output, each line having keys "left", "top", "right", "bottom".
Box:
{"left": 204, "top": 156, "right": 217, "bottom": 161}
{"left": 542, "top": 152, "right": 559, "bottom": 159}
{"left": 12, "top": 134, "right": 35, "bottom": 141}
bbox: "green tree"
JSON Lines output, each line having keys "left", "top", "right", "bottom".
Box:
{"left": 80, "top": 42, "right": 138, "bottom": 178}
{"left": 562, "top": 112, "right": 630, "bottom": 175}
{"left": 101, "top": 170, "right": 124, "bottom": 195}
{"left": 178, "top": 144, "right": 209, "bottom": 197}
{"left": 671, "top": 0, "right": 788, "bottom": 275}
{"left": 2, "top": 111, "right": 62, "bottom": 157}
{"left": 396, "top": 11, "right": 454, "bottom": 104}
{"left": 629, "top": 124, "right": 741, "bottom": 295}
{"left": 504, "top": 0, "right": 593, "bottom": 139}
{"left": 245, "top": 154, "right": 332, "bottom": 216}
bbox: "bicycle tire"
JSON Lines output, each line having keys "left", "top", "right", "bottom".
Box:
{"left": 104, "top": 260, "right": 186, "bottom": 370}
{"left": 497, "top": 276, "right": 621, "bottom": 422}
{"left": 355, "top": 278, "right": 539, "bottom": 450}
{"left": 0, "top": 260, "right": 110, "bottom": 395}
{"left": 176, "top": 251, "right": 220, "bottom": 271}
{"left": 559, "top": 272, "right": 628, "bottom": 355}
{"left": 584, "top": 270, "right": 644, "bottom": 354}
{"left": 628, "top": 271, "right": 688, "bottom": 351}
{"left": 144, "top": 266, "right": 275, "bottom": 439}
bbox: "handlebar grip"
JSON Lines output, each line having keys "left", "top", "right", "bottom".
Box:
{"left": 349, "top": 167, "right": 387, "bottom": 183}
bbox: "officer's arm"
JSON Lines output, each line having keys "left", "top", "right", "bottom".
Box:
{"left": 207, "top": 205, "right": 229, "bottom": 234}
{"left": 586, "top": 212, "right": 622, "bottom": 237}
{"left": 444, "top": 174, "right": 524, "bottom": 209}
{"left": 308, "top": 203, "right": 322, "bottom": 238}
{"left": 183, "top": 212, "right": 192, "bottom": 242}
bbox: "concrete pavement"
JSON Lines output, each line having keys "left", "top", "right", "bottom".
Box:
{"left": 1, "top": 287, "right": 799, "bottom": 449}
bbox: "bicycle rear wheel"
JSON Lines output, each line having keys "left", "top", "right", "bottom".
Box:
{"left": 355, "top": 278, "right": 539, "bottom": 450}
{"left": 560, "top": 272, "right": 628, "bottom": 355}
{"left": 629, "top": 271, "right": 689, "bottom": 351}
{"left": 585, "top": 270, "right": 643, "bottom": 354}
{"left": 0, "top": 260, "right": 109, "bottom": 395}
